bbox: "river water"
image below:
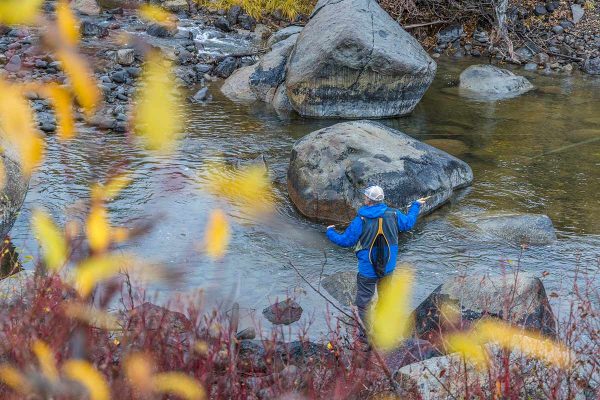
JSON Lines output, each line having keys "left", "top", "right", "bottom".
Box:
{"left": 10, "top": 40, "right": 600, "bottom": 336}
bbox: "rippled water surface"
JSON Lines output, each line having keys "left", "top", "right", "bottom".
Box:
{"left": 11, "top": 57, "right": 600, "bottom": 336}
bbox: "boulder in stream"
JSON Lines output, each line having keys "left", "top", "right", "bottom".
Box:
{"left": 322, "top": 271, "right": 357, "bottom": 306}
{"left": 0, "top": 142, "right": 30, "bottom": 240}
{"left": 412, "top": 272, "right": 557, "bottom": 344}
{"left": 221, "top": 64, "right": 258, "bottom": 102}
{"left": 287, "top": 120, "right": 473, "bottom": 223}
{"left": 262, "top": 299, "right": 303, "bottom": 325}
{"left": 285, "top": 0, "right": 436, "bottom": 118}
{"left": 459, "top": 64, "right": 534, "bottom": 100}
{"left": 476, "top": 213, "right": 557, "bottom": 245}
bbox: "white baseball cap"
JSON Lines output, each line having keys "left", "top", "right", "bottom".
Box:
{"left": 363, "top": 185, "right": 384, "bottom": 201}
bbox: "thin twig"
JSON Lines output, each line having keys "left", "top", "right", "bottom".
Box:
{"left": 403, "top": 20, "right": 449, "bottom": 29}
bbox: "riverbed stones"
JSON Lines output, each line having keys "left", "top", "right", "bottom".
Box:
{"left": 267, "top": 25, "right": 304, "bottom": 48}
{"left": 262, "top": 299, "right": 303, "bottom": 325}
{"left": 0, "top": 139, "right": 31, "bottom": 240}
{"left": 459, "top": 65, "right": 534, "bottom": 100}
{"left": 214, "top": 56, "right": 239, "bottom": 78}
{"left": 285, "top": 0, "right": 437, "bottom": 118}
{"left": 412, "top": 272, "right": 557, "bottom": 344}
{"left": 4, "top": 55, "right": 21, "bottom": 72}
{"left": 287, "top": 121, "right": 473, "bottom": 223}
{"left": 221, "top": 63, "right": 258, "bottom": 101}
{"left": 571, "top": 4, "right": 585, "bottom": 24}
{"left": 249, "top": 34, "right": 298, "bottom": 102}
{"left": 116, "top": 48, "right": 135, "bottom": 66}
{"left": 384, "top": 338, "right": 442, "bottom": 371}
{"left": 583, "top": 57, "right": 600, "bottom": 75}
{"left": 72, "top": 0, "right": 101, "bottom": 15}
{"left": 476, "top": 213, "right": 557, "bottom": 245}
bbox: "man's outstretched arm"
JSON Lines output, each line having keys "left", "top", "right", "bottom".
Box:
{"left": 397, "top": 201, "right": 422, "bottom": 231}
{"left": 326, "top": 217, "right": 362, "bottom": 248}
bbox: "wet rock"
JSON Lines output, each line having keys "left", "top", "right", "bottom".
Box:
{"left": 524, "top": 62, "right": 538, "bottom": 71}
{"left": 285, "top": 0, "right": 436, "bottom": 118}
{"left": 34, "top": 59, "right": 48, "bottom": 69}
{"left": 412, "top": 272, "right": 557, "bottom": 344}
{"left": 4, "top": 55, "right": 21, "bottom": 72}
{"left": 226, "top": 5, "right": 242, "bottom": 25}
{"left": 250, "top": 34, "right": 298, "bottom": 102}
{"left": 221, "top": 64, "right": 258, "bottom": 101}
{"left": 459, "top": 64, "right": 534, "bottom": 100}
{"left": 0, "top": 141, "right": 31, "bottom": 239}
{"left": 189, "top": 86, "right": 210, "bottom": 103}
{"left": 116, "top": 49, "right": 135, "bottom": 66}
{"left": 214, "top": 56, "right": 239, "bottom": 78}
{"left": 236, "top": 327, "right": 256, "bottom": 340}
{"left": 214, "top": 16, "right": 232, "bottom": 32}
{"left": 473, "top": 30, "right": 489, "bottom": 44}
{"left": 111, "top": 70, "right": 129, "bottom": 83}
{"left": 532, "top": 52, "right": 550, "bottom": 64}
{"left": 262, "top": 299, "right": 303, "bottom": 325}
{"left": 514, "top": 46, "right": 535, "bottom": 62}
{"left": 552, "top": 25, "right": 564, "bottom": 34}
{"left": 147, "top": 23, "right": 177, "bottom": 38}
{"left": 72, "top": 0, "right": 101, "bottom": 15}
{"left": 253, "top": 24, "right": 272, "bottom": 42}
{"left": 125, "top": 302, "right": 191, "bottom": 333}
{"left": 97, "top": 0, "right": 143, "bottom": 8}
{"left": 571, "top": 4, "right": 584, "bottom": 24}
{"left": 287, "top": 120, "right": 473, "bottom": 223}
{"left": 238, "top": 14, "right": 256, "bottom": 31}
{"left": 271, "top": 84, "right": 293, "bottom": 110}
{"left": 583, "top": 57, "right": 600, "bottom": 75}
{"left": 80, "top": 21, "right": 108, "bottom": 37}
{"left": 476, "top": 213, "right": 557, "bottom": 245}
{"left": 267, "top": 25, "right": 304, "bottom": 48}
{"left": 126, "top": 66, "right": 141, "bottom": 78}
{"left": 560, "top": 20, "right": 574, "bottom": 30}
{"left": 437, "top": 24, "right": 462, "bottom": 45}
{"left": 162, "top": 0, "right": 188, "bottom": 12}
{"left": 194, "top": 64, "right": 212, "bottom": 74}
{"left": 384, "top": 338, "right": 441, "bottom": 371}
{"left": 322, "top": 271, "right": 357, "bottom": 306}
{"left": 238, "top": 340, "right": 329, "bottom": 373}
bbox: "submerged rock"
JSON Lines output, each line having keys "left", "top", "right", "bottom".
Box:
{"left": 285, "top": 0, "right": 436, "bottom": 118}
{"left": 459, "top": 64, "right": 534, "bottom": 100}
{"left": 0, "top": 142, "right": 30, "bottom": 239}
{"left": 476, "top": 213, "right": 557, "bottom": 245}
{"left": 262, "top": 299, "right": 303, "bottom": 325}
{"left": 322, "top": 271, "right": 357, "bottom": 306}
{"left": 189, "top": 87, "right": 211, "bottom": 103}
{"left": 412, "top": 272, "right": 557, "bottom": 344}
{"left": 221, "top": 64, "right": 258, "bottom": 102}
{"left": 287, "top": 120, "right": 473, "bottom": 223}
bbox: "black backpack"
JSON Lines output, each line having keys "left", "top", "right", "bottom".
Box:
{"left": 368, "top": 217, "right": 391, "bottom": 278}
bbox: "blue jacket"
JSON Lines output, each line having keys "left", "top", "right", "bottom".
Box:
{"left": 326, "top": 202, "right": 421, "bottom": 278}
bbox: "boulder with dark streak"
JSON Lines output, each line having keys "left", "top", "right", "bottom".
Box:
{"left": 287, "top": 120, "right": 473, "bottom": 223}
{"left": 285, "top": 0, "right": 436, "bottom": 118}
{"left": 411, "top": 273, "right": 557, "bottom": 345}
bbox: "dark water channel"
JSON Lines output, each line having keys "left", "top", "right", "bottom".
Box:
{"left": 11, "top": 56, "right": 600, "bottom": 337}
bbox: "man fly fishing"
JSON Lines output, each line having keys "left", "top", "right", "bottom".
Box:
{"left": 326, "top": 185, "right": 426, "bottom": 343}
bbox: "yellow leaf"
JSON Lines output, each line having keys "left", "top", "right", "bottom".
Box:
{"left": 0, "top": 79, "right": 45, "bottom": 175}
{"left": 0, "top": 158, "right": 6, "bottom": 191}
{"left": 138, "top": 4, "right": 176, "bottom": 27}
{"left": 31, "top": 209, "right": 68, "bottom": 272}
{"left": 0, "top": 365, "right": 30, "bottom": 393}
{"left": 111, "top": 227, "right": 130, "bottom": 243}
{"left": 63, "top": 360, "right": 110, "bottom": 400}
{"left": 154, "top": 372, "right": 206, "bottom": 400}
{"left": 0, "top": 0, "right": 44, "bottom": 25}
{"left": 55, "top": 0, "right": 80, "bottom": 46}
{"left": 203, "top": 209, "right": 230, "bottom": 260}
{"left": 56, "top": 50, "right": 101, "bottom": 116}
{"left": 134, "top": 51, "right": 184, "bottom": 152}
{"left": 74, "top": 254, "right": 132, "bottom": 297}
{"left": 91, "top": 173, "right": 132, "bottom": 202}
{"left": 368, "top": 267, "right": 414, "bottom": 351}
{"left": 63, "top": 302, "right": 120, "bottom": 330}
{"left": 446, "top": 332, "right": 489, "bottom": 369}
{"left": 44, "top": 84, "right": 75, "bottom": 140}
{"left": 32, "top": 340, "right": 59, "bottom": 381}
{"left": 86, "top": 204, "right": 111, "bottom": 253}
{"left": 124, "top": 353, "right": 153, "bottom": 393}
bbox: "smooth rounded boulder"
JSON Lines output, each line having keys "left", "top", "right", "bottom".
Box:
{"left": 476, "top": 213, "right": 557, "bottom": 245}
{"left": 221, "top": 64, "right": 258, "bottom": 102}
{"left": 0, "top": 140, "right": 30, "bottom": 239}
{"left": 287, "top": 120, "right": 473, "bottom": 223}
{"left": 459, "top": 64, "right": 534, "bottom": 100}
{"left": 285, "top": 0, "right": 437, "bottom": 118}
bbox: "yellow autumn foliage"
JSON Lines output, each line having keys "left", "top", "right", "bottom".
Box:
{"left": 56, "top": 50, "right": 101, "bottom": 117}
{"left": 74, "top": 254, "right": 133, "bottom": 297}
{"left": 32, "top": 340, "right": 59, "bottom": 381}
{"left": 43, "top": 84, "right": 76, "bottom": 140}
{"left": 0, "top": 365, "right": 30, "bottom": 393}
{"left": 154, "top": 372, "right": 206, "bottom": 400}
{"left": 91, "top": 173, "right": 133, "bottom": 202}
{"left": 134, "top": 51, "right": 184, "bottom": 152}
{"left": 86, "top": 203, "right": 111, "bottom": 253}
{"left": 138, "top": 4, "right": 177, "bottom": 27}
{"left": 203, "top": 209, "right": 230, "bottom": 260}
{"left": 55, "top": 0, "right": 80, "bottom": 46}
{"left": 0, "top": 0, "right": 44, "bottom": 25}
{"left": 63, "top": 302, "right": 120, "bottom": 330}
{"left": 368, "top": 267, "right": 414, "bottom": 351}
{"left": 31, "top": 209, "right": 68, "bottom": 272}
{"left": 125, "top": 353, "right": 153, "bottom": 392}
{"left": 63, "top": 360, "right": 110, "bottom": 400}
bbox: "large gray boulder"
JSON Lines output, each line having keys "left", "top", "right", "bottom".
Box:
{"left": 459, "top": 64, "right": 534, "bottom": 100}
{"left": 0, "top": 141, "right": 30, "bottom": 239}
{"left": 412, "top": 272, "right": 557, "bottom": 344}
{"left": 221, "top": 64, "right": 258, "bottom": 102}
{"left": 476, "top": 214, "right": 557, "bottom": 245}
{"left": 267, "top": 25, "right": 304, "bottom": 48}
{"left": 249, "top": 34, "right": 298, "bottom": 103}
{"left": 285, "top": 0, "right": 437, "bottom": 118}
{"left": 287, "top": 121, "right": 473, "bottom": 223}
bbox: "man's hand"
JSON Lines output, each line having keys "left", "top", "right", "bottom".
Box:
{"left": 416, "top": 197, "right": 428, "bottom": 205}
{"left": 327, "top": 225, "right": 336, "bottom": 230}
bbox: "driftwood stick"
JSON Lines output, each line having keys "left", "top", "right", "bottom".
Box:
{"left": 404, "top": 20, "right": 448, "bottom": 29}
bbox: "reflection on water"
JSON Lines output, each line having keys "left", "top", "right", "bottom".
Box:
{"left": 10, "top": 59, "right": 600, "bottom": 336}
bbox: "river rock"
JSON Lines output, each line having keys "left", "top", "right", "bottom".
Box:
{"left": 285, "top": 0, "right": 436, "bottom": 118}
{"left": 80, "top": 21, "right": 108, "bottom": 37}
{"left": 437, "top": 24, "right": 462, "bottom": 45}
{"left": 262, "top": 299, "right": 303, "bottom": 325}
{"left": 97, "top": 0, "right": 143, "bottom": 8}
{"left": 125, "top": 302, "right": 191, "bottom": 333}
{"left": 116, "top": 49, "right": 135, "bottom": 66}
{"left": 214, "top": 56, "right": 239, "bottom": 78}
{"left": 385, "top": 338, "right": 442, "bottom": 371}
{"left": 250, "top": 34, "right": 298, "bottom": 102}
{"left": 272, "top": 84, "right": 293, "bottom": 110}
{"left": 147, "top": 23, "right": 177, "bottom": 38}
{"left": 476, "top": 213, "right": 557, "bottom": 245}
{"left": 239, "top": 340, "right": 329, "bottom": 373}
{"left": 162, "top": 0, "right": 188, "bottom": 12}
{"left": 189, "top": 87, "right": 210, "bottom": 103}
{"left": 267, "top": 25, "right": 304, "bottom": 48}
{"left": 412, "top": 272, "right": 557, "bottom": 345}
{"left": 235, "top": 327, "right": 256, "bottom": 340}
{"left": 583, "top": 57, "right": 600, "bottom": 75}
{"left": 287, "top": 120, "right": 473, "bottom": 223}
{"left": 322, "top": 271, "right": 357, "bottom": 306}
{"left": 72, "top": 0, "right": 101, "bottom": 15}
{"left": 221, "top": 64, "right": 258, "bottom": 102}
{"left": 459, "top": 65, "right": 534, "bottom": 100}
{"left": 214, "top": 16, "right": 232, "bottom": 32}
{"left": 0, "top": 140, "right": 30, "bottom": 240}
{"left": 571, "top": 4, "right": 584, "bottom": 24}
{"left": 4, "top": 55, "right": 21, "bottom": 72}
